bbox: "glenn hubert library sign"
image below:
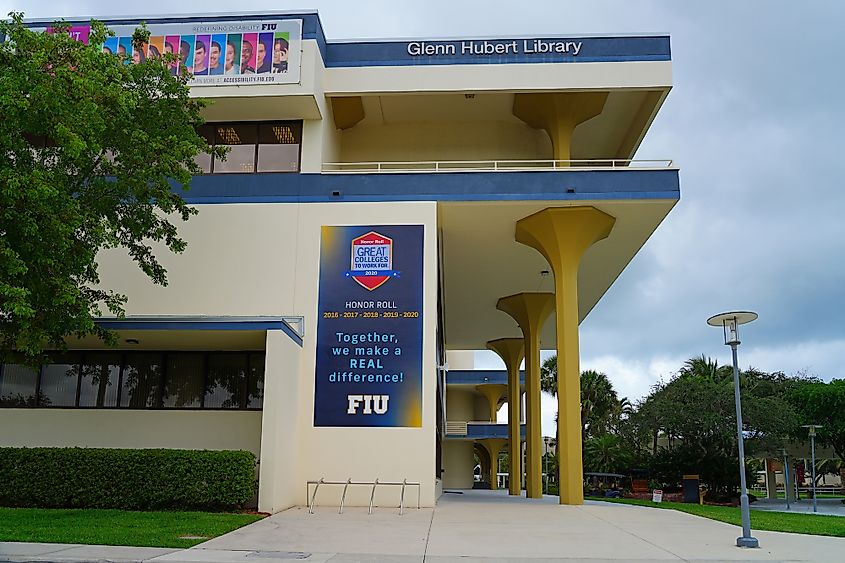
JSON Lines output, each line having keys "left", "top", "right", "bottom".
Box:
{"left": 313, "top": 226, "right": 424, "bottom": 428}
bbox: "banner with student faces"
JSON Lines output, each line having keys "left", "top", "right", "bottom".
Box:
{"left": 52, "top": 19, "right": 302, "bottom": 86}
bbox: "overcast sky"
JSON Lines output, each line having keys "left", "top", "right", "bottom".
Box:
{"left": 8, "top": 1, "right": 844, "bottom": 434}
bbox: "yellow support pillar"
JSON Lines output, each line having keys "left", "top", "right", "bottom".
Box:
{"left": 497, "top": 293, "right": 554, "bottom": 499}
{"left": 515, "top": 207, "right": 615, "bottom": 505}
{"left": 475, "top": 383, "right": 508, "bottom": 422}
{"left": 478, "top": 438, "right": 508, "bottom": 491}
{"left": 486, "top": 338, "right": 525, "bottom": 496}
{"left": 512, "top": 92, "right": 608, "bottom": 163}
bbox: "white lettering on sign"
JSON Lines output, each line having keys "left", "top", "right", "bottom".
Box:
{"left": 347, "top": 394, "right": 390, "bottom": 415}
{"left": 406, "top": 39, "right": 583, "bottom": 57}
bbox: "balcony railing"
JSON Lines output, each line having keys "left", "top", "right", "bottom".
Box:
{"left": 323, "top": 159, "right": 674, "bottom": 174}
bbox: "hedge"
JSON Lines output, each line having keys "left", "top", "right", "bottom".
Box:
{"left": 0, "top": 448, "right": 256, "bottom": 510}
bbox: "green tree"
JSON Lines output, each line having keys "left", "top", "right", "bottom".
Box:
{"left": 788, "top": 379, "right": 845, "bottom": 464}
{"left": 630, "top": 356, "right": 801, "bottom": 494}
{"left": 583, "top": 434, "right": 629, "bottom": 473}
{"left": 0, "top": 15, "right": 221, "bottom": 361}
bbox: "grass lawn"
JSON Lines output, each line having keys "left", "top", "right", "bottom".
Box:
{"left": 0, "top": 508, "right": 264, "bottom": 548}
{"left": 596, "top": 498, "right": 845, "bottom": 538}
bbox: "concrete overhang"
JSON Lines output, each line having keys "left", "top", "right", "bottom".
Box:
{"left": 200, "top": 94, "right": 322, "bottom": 121}
{"left": 67, "top": 329, "right": 267, "bottom": 351}
{"left": 440, "top": 196, "right": 678, "bottom": 350}
{"left": 326, "top": 88, "right": 670, "bottom": 162}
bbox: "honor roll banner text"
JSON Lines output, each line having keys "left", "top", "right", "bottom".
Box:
{"left": 314, "top": 225, "right": 424, "bottom": 427}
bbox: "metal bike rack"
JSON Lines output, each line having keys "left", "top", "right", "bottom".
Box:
{"left": 306, "top": 477, "right": 421, "bottom": 515}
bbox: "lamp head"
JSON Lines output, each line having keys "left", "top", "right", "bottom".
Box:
{"left": 707, "top": 311, "right": 758, "bottom": 346}
{"left": 802, "top": 424, "right": 823, "bottom": 437}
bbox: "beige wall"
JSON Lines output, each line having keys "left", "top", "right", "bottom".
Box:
{"left": 340, "top": 121, "right": 550, "bottom": 163}
{"left": 258, "top": 330, "right": 303, "bottom": 513}
{"left": 445, "top": 388, "right": 476, "bottom": 421}
{"left": 442, "top": 441, "right": 475, "bottom": 489}
{"left": 0, "top": 410, "right": 262, "bottom": 455}
{"left": 288, "top": 202, "right": 439, "bottom": 508}
{"left": 66, "top": 200, "right": 440, "bottom": 512}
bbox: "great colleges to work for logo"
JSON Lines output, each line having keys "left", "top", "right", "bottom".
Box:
{"left": 314, "top": 225, "right": 424, "bottom": 428}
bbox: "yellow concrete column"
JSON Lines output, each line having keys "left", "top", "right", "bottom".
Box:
{"left": 475, "top": 384, "right": 508, "bottom": 422}
{"left": 512, "top": 92, "right": 608, "bottom": 163}
{"left": 478, "top": 438, "right": 508, "bottom": 491}
{"left": 515, "top": 207, "right": 615, "bottom": 505}
{"left": 486, "top": 338, "right": 525, "bottom": 496}
{"left": 497, "top": 293, "right": 554, "bottom": 499}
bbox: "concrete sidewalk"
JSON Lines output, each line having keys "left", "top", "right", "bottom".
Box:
{"left": 2, "top": 490, "right": 844, "bottom": 562}
{"left": 751, "top": 497, "right": 845, "bottom": 516}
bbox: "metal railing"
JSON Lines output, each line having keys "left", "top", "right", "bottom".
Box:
{"left": 306, "top": 477, "right": 421, "bottom": 515}
{"left": 323, "top": 159, "right": 673, "bottom": 174}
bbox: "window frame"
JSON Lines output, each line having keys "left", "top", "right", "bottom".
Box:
{"left": 200, "top": 120, "right": 302, "bottom": 175}
{"left": 0, "top": 351, "right": 266, "bottom": 411}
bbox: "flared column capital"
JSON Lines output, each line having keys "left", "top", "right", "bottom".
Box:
{"left": 496, "top": 292, "right": 555, "bottom": 336}
{"left": 486, "top": 338, "right": 525, "bottom": 374}
{"left": 515, "top": 207, "right": 615, "bottom": 274}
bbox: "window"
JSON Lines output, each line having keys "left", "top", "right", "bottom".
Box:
{"left": 162, "top": 353, "right": 205, "bottom": 408}
{"left": 247, "top": 353, "right": 265, "bottom": 408}
{"left": 205, "top": 353, "right": 247, "bottom": 408}
{"left": 194, "top": 125, "right": 214, "bottom": 174}
{"left": 0, "top": 361, "right": 39, "bottom": 407}
{"left": 78, "top": 353, "right": 121, "bottom": 407}
{"left": 39, "top": 353, "right": 82, "bottom": 407}
{"left": 120, "top": 353, "right": 163, "bottom": 408}
{"left": 257, "top": 123, "right": 301, "bottom": 172}
{"left": 198, "top": 121, "right": 301, "bottom": 174}
{"left": 0, "top": 351, "right": 265, "bottom": 410}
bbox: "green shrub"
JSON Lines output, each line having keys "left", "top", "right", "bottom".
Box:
{"left": 0, "top": 448, "right": 256, "bottom": 510}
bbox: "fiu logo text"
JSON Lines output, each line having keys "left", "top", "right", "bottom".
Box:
{"left": 347, "top": 394, "right": 389, "bottom": 415}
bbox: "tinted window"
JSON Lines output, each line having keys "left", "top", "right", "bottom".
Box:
{"left": 213, "top": 124, "right": 257, "bottom": 173}
{"left": 39, "top": 353, "right": 81, "bottom": 407}
{"left": 78, "top": 353, "right": 121, "bottom": 407}
{"left": 0, "top": 362, "right": 39, "bottom": 407}
{"left": 247, "top": 353, "right": 265, "bottom": 409}
{"left": 120, "top": 353, "right": 163, "bottom": 408}
{"left": 205, "top": 354, "right": 247, "bottom": 408}
{"left": 162, "top": 353, "right": 205, "bottom": 408}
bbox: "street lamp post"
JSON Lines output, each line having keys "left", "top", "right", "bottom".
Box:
{"left": 802, "top": 425, "right": 823, "bottom": 513}
{"left": 707, "top": 311, "right": 759, "bottom": 549}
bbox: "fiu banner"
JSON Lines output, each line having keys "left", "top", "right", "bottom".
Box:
{"left": 314, "top": 225, "right": 424, "bottom": 427}
{"left": 43, "top": 18, "right": 302, "bottom": 86}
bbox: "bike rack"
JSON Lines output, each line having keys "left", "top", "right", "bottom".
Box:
{"left": 306, "top": 477, "right": 421, "bottom": 515}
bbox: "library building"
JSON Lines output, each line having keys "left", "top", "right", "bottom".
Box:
{"left": 1, "top": 11, "right": 679, "bottom": 513}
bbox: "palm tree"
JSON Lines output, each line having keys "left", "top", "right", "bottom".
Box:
{"left": 538, "top": 355, "right": 621, "bottom": 442}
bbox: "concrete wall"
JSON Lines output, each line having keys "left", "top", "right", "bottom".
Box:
{"left": 339, "top": 121, "right": 550, "bottom": 163}
{"left": 442, "top": 388, "right": 478, "bottom": 489}
{"left": 7, "top": 200, "right": 439, "bottom": 513}
{"left": 258, "top": 330, "right": 304, "bottom": 512}
{"left": 0, "top": 410, "right": 262, "bottom": 455}
{"left": 442, "top": 440, "right": 475, "bottom": 489}
{"left": 445, "top": 388, "right": 476, "bottom": 421}
{"left": 288, "top": 201, "right": 439, "bottom": 509}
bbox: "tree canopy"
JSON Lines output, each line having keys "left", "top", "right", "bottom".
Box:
{"left": 788, "top": 379, "right": 845, "bottom": 462}
{"left": 0, "top": 15, "right": 221, "bottom": 360}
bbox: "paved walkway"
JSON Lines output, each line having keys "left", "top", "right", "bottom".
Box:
{"left": 751, "top": 497, "right": 845, "bottom": 516}
{"left": 2, "top": 490, "right": 844, "bottom": 562}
